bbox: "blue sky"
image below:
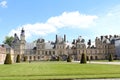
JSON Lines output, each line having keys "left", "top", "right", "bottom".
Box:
{"left": 0, "top": 0, "right": 120, "bottom": 43}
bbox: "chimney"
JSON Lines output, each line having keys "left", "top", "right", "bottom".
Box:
{"left": 1, "top": 44, "right": 4, "bottom": 47}
{"left": 114, "top": 35, "right": 117, "bottom": 38}
{"left": 56, "top": 35, "right": 58, "bottom": 43}
{"left": 105, "top": 35, "right": 108, "bottom": 39}
{"left": 109, "top": 35, "right": 112, "bottom": 38}
{"left": 101, "top": 36, "right": 103, "bottom": 40}
{"left": 64, "top": 34, "right": 66, "bottom": 42}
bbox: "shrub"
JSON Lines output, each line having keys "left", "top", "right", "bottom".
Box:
{"left": 4, "top": 54, "right": 12, "bottom": 64}
{"left": 16, "top": 54, "right": 20, "bottom": 63}
{"left": 67, "top": 55, "right": 72, "bottom": 62}
{"left": 80, "top": 53, "right": 87, "bottom": 64}
{"left": 109, "top": 53, "right": 113, "bottom": 62}
{"left": 57, "top": 56, "right": 60, "bottom": 61}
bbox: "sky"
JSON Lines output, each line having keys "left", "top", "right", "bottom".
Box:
{"left": 0, "top": 0, "right": 120, "bottom": 44}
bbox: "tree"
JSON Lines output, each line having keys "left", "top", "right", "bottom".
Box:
{"left": 57, "top": 56, "right": 60, "bottom": 61}
{"left": 67, "top": 55, "right": 72, "bottom": 62}
{"left": 4, "top": 54, "right": 12, "bottom": 64}
{"left": 80, "top": 53, "right": 87, "bottom": 64}
{"left": 3, "top": 36, "right": 14, "bottom": 46}
{"left": 16, "top": 54, "right": 20, "bottom": 63}
{"left": 108, "top": 53, "right": 113, "bottom": 62}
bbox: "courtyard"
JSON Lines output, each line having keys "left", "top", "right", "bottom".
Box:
{"left": 0, "top": 61, "right": 120, "bottom": 80}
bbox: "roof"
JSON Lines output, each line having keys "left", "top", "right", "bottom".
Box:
{"left": 0, "top": 44, "right": 11, "bottom": 49}
{"left": 45, "top": 42, "right": 54, "bottom": 49}
{"left": 25, "top": 43, "right": 36, "bottom": 49}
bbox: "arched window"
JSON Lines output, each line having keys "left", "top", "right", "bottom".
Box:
{"left": 95, "top": 56, "right": 98, "bottom": 60}
{"left": 29, "top": 56, "right": 32, "bottom": 60}
{"left": 38, "top": 56, "right": 40, "bottom": 60}
{"left": 49, "top": 51, "right": 51, "bottom": 55}
{"left": 45, "top": 51, "right": 47, "bottom": 55}
{"left": 34, "top": 56, "right": 36, "bottom": 60}
{"left": 90, "top": 56, "right": 93, "bottom": 60}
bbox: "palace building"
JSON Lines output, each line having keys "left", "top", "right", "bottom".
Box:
{"left": 6, "top": 28, "right": 120, "bottom": 62}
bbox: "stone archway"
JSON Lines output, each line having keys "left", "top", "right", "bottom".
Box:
{"left": 87, "top": 56, "right": 89, "bottom": 61}
{"left": 95, "top": 56, "right": 98, "bottom": 60}
{"left": 29, "top": 56, "right": 32, "bottom": 60}
{"left": 90, "top": 56, "right": 93, "bottom": 60}
{"left": 38, "top": 56, "right": 40, "bottom": 60}
{"left": 34, "top": 56, "right": 36, "bottom": 61}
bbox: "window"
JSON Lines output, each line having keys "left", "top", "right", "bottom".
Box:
{"left": 42, "top": 45, "right": 44, "bottom": 48}
{"left": 53, "top": 51, "right": 55, "bottom": 55}
{"left": 34, "top": 56, "right": 36, "bottom": 60}
{"left": 90, "top": 50, "right": 92, "bottom": 54}
{"left": 29, "top": 56, "right": 32, "bottom": 60}
{"left": 95, "top": 50, "right": 97, "bottom": 54}
{"left": 42, "top": 51, "right": 44, "bottom": 55}
{"left": 105, "top": 45, "right": 106, "bottom": 48}
{"left": 38, "top": 50, "right": 40, "bottom": 55}
{"left": 82, "top": 50, "right": 84, "bottom": 53}
{"left": 95, "top": 56, "right": 98, "bottom": 60}
{"left": 45, "top": 51, "right": 47, "bottom": 55}
{"left": 82, "top": 46, "right": 84, "bottom": 48}
{"left": 37, "top": 47, "right": 39, "bottom": 49}
{"left": 38, "top": 56, "right": 40, "bottom": 59}
{"left": 49, "top": 51, "right": 51, "bottom": 55}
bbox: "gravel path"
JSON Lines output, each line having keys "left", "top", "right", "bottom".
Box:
{"left": 88, "top": 61, "right": 120, "bottom": 65}
{"left": 74, "top": 79, "right": 120, "bottom": 80}
{"left": 73, "top": 61, "right": 120, "bottom": 65}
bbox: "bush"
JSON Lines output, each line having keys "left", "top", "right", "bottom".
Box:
{"left": 109, "top": 53, "right": 113, "bottom": 62}
{"left": 80, "top": 53, "right": 87, "bottom": 64}
{"left": 4, "top": 54, "right": 12, "bottom": 64}
{"left": 57, "top": 56, "right": 60, "bottom": 61}
{"left": 16, "top": 54, "right": 20, "bottom": 63}
{"left": 67, "top": 55, "right": 72, "bottom": 62}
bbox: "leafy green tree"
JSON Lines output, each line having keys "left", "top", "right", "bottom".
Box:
{"left": 80, "top": 53, "right": 87, "bottom": 64}
{"left": 67, "top": 55, "right": 72, "bottom": 62}
{"left": 4, "top": 54, "right": 12, "bottom": 64}
{"left": 16, "top": 54, "right": 20, "bottom": 63}
{"left": 109, "top": 53, "right": 113, "bottom": 62}
{"left": 3, "top": 36, "right": 14, "bottom": 46}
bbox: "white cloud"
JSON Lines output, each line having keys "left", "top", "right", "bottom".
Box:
{"left": 47, "top": 11, "right": 98, "bottom": 28}
{"left": 0, "top": 0, "right": 7, "bottom": 8}
{"left": 94, "top": 5, "right": 120, "bottom": 36}
{"left": 85, "top": 4, "right": 120, "bottom": 43}
{"left": 8, "top": 11, "right": 98, "bottom": 40}
{"left": 9, "top": 23, "right": 57, "bottom": 39}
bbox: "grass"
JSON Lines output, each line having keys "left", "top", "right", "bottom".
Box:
{"left": 0, "top": 61, "right": 120, "bottom": 80}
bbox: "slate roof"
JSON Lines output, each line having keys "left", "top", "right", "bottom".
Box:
{"left": 0, "top": 44, "right": 11, "bottom": 49}
{"left": 25, "top": 43, "right": 36, "bottom": 49}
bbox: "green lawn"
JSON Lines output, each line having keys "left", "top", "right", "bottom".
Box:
{"left": 0, "top": 61, "right": 120, "bottom": 80}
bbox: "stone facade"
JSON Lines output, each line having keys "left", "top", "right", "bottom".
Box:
{"left": 11, "top": 28, "right": 26, "bottom": 61}
{"left": 0, "top": 45, "right": 6, "bottom": 64}
{"left": 2, "top": 44, "right": 15, "bottom": 63}
{"left": 11, "top": 29, "right": 120, "bottom": 61}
